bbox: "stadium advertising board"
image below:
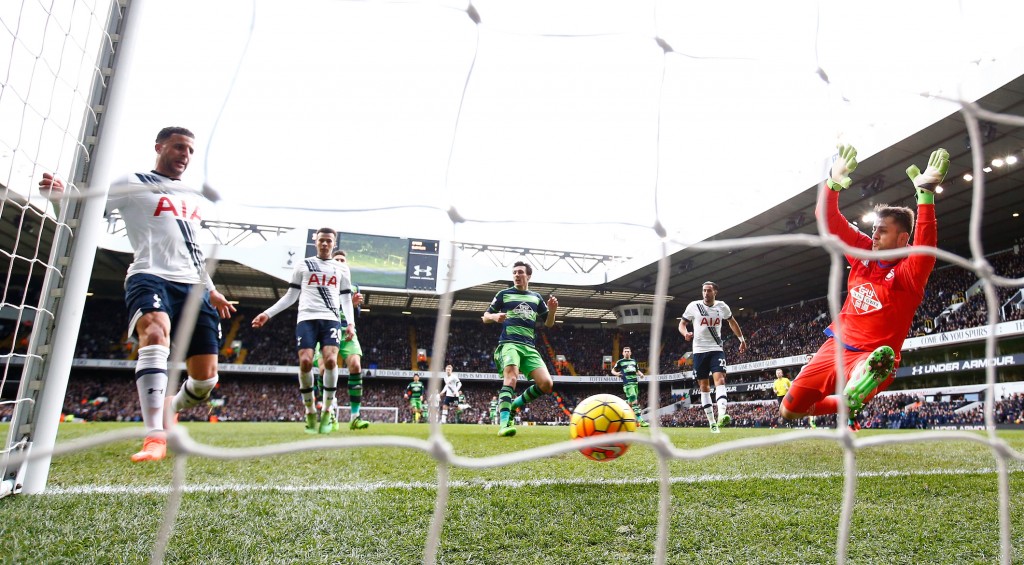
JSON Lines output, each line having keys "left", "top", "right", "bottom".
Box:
{"left": 902, "top": 320, "right": 1024, "bottom": 349}
{"left": 898, "top": 353, "right": 1024, "bottom": 378}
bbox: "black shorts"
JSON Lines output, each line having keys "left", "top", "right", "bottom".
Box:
{"left": 124, "top": 273, "right": 222, "bottom": 357}
{"left": 295, "top": 319, "right": 343, "bottom": 351}
{"left": 443, "top": 395, "right": 459, "bottom": 406}
{"left": 692, "top": 350, "right": 727, "bottom": 381}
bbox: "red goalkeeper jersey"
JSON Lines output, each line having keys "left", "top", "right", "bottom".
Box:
{"left": 819, "top": 188, "right": 936, "bottom": 361}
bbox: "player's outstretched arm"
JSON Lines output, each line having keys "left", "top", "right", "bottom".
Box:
{"left": 906, "top": 148, "right": 949, "bottom": 204}
{"left": 827, "top": 144, "right": 858, "bottom": 192}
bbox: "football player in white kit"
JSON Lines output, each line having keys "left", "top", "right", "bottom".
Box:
{"left": 440, "top": 364, "right": 462, "bottom": 423}
{"left": 678, "top": 281, "right": 748, "bottom": 433}
{"left": 252, "top": 228, "right": 357, "bottom": 434}
{"left": 40, "top": 127, "right": 236, "bottom": 462}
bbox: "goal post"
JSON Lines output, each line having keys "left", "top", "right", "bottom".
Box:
{"left": 1, "top": 0, "right": 140, "bottom": 496}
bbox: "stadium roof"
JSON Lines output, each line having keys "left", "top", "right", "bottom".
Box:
{"left": 44, "top": 74, "right": 1024, "bottom": 322}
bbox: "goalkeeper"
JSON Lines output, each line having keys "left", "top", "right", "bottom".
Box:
{"left": 610, "top": 346, "right": 649, "bottom": 427}
{"left": 781, "top": 144, "right": 948, "bottom": 430}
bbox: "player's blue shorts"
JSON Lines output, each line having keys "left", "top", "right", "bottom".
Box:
{"left": 443, "top": 395, "right": 459, "bottom": 406}
{"left": 124, "top": 273, "right": 222, "bottom": 357}
{"left": 295, "top": 319, "right": 342, "bottom": 351}
{"left": 692, "top": 350, "right": 728, "bottom": 380}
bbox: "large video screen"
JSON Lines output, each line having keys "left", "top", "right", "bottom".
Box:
{"left": 306, "top": 230, "right": 409, "bottom": 289}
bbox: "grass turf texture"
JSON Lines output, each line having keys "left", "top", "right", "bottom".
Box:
{"left": 1, "top": 423, "right": 1022, "bottom": 564}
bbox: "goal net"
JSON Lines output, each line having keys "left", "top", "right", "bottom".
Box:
{"left": 2, "top": 1, "right": 1023, "bottom": 564}
{"left": 1, "top": 0, "right": 125, "bottom": 497}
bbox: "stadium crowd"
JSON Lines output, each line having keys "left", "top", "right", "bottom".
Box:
{"left": 3, "top": 247, "right": 1021, "bottom": 428}
{"left": 4, "top": 368, "right": 1020, "bottom": 432}
{"left": 60, "top": 247, "right": 1022, "bottom": 381}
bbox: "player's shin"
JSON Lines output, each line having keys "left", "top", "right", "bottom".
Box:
{"left": 701, "top": 391, "right": 715, "bottom": 425}
{"left": 298, "top": 370, "right": 316, "bottom": 414}
{"left": 171, "top": 375, "right": 218, "bottom": 413}
{"left": 498, "top": 385, "right": 514, "bottom": 426}
{"left": 320, "top": 367, "right": 339, "bottom": 433}
{"left": 512, "top": 384, "right": 543, "bottom": 411}
{"left": 348, "top": 372, "right": 362, "bottom": 419}
{"left": 136, "top": 345, "right": 171, "bottom": 434}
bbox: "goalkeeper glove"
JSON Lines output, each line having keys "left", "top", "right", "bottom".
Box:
{"left": 828, "top": 144, "right": 858, "bottom": 191}
{"left": 906, "top": 148, "right": 949, "bottom": 204}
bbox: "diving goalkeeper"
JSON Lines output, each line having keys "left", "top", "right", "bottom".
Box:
{"left": 780, "top": 144, "right": 949, "bottom": 429}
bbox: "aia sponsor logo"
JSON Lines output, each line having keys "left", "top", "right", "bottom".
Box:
{"left": 153, "top": 196, "right": 202, "bottom": 220}
{"left": 307, "top": 273, "right": 337, "bottom": 287}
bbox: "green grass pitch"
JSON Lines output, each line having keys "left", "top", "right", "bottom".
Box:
{"left": 1, "top": 422, "right": 1022, "bottom": 564}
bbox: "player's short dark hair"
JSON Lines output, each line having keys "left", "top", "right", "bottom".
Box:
{"left": 156, "top": 127, "right": 195, "bottom": 143}
{"left": 702, "top": 281, "right": 719, "bottom": 291}
{"left": 413, "top": 373, "right": 420, "bottom": 377}
{"left": 513, "top": 260, "right": 532, "bottom": 276}
{"left": 333, "top": 249, "right": 346, "bottom": 258}
{"left": 316, "top": 227, "right": 337, "bottom": 239}
{"left": 875, "top": 204, "right": 915, "bottom": 236}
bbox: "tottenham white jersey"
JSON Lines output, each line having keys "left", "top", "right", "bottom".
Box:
{"left": 263, "top": 256, "right": 353, "bottom": 323}
{"left": 682, "top": 299, "right": 733, "bottom": 354}
{"left": 107, "top": 171, "right": 211, "bottom": 286}
{"left": 443, "top": 373, "right": 462, "bottom": 397}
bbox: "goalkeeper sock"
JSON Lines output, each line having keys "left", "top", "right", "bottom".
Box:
{"left": 298, "top": 370, "right": 316, "bottom": 415}
{"left": 322, "top": 367, "right": 339, "bottom": 415}
{"left": 171, "top": 374, "right": 218, "bottom": 413}
{"left": 348, "top": 372, "right": 362, "bottom": 419}
{"left": 498, "top": 385, "right": 514, "bottom": 426}
{"left": 136, "top": 345, "right": 170, "bottom": 434}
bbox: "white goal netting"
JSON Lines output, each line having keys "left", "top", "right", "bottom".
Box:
{"left": 3, "top": 1, "right": 1024, "bottom": 564}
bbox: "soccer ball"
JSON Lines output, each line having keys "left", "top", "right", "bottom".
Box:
{"left": 569, "top": 394, "right": 637, "bottom": 461}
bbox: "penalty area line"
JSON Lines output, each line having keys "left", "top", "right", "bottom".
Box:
{"left": 41, "top": 466, "right": 1021, "bottom": 496}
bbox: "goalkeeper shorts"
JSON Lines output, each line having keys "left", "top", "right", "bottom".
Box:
{"left": 782, "top": 339, "right": 897, "bottom": 414}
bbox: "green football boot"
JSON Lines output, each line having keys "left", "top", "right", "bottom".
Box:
{"left": 710, "top": 423, "right": 720, "bottom": 434}
{"left": 319, "top": 410, "right": 334, "bottom": 434}
{"left": 498, "top": 416, "right": 516, "bottom": 437}
{"left": 350, "top": 417, "right": 369, "bottom": 430}
{"left": 717, "top": 413, "right": 732, "bottom": 427}
{"left": 844, "top": 346, "right": 895, "bottom": 411}
{"left": 304, "top": 413, "right": 319, "bottom": 435}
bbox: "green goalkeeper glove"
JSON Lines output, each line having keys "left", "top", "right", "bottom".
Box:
{"left": 906, "top": 148, "right": 949, "bottom": 204}
{"left": 828, "top": 144, "right": 858, "bottom": 191}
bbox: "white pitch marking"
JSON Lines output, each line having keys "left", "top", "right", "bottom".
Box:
{"left": 40, "top": 466, "right": 1021, "bottom": 496}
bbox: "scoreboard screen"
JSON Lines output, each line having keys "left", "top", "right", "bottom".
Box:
{"left": 406, "top": 239, "right": 439, "bottom": 291}
{"left": 304, "top": 230, "right": 438, "bottom": 291}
